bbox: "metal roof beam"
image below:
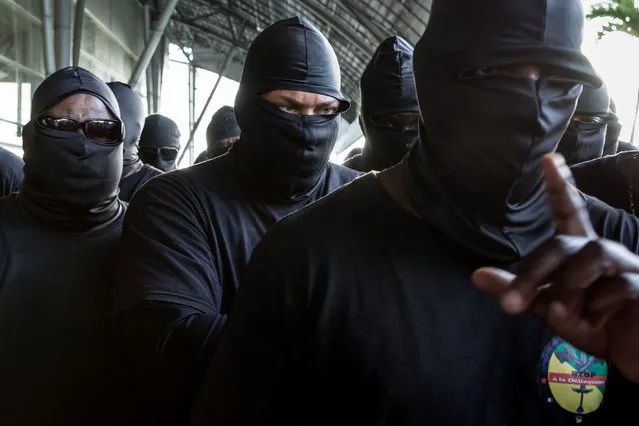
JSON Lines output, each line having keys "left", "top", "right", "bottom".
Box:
{"left": 171, "top": 16, "right": 249, "bottom": 51}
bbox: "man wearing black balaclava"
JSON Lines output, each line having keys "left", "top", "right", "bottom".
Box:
{"left": 344, "top": 36, "right": 420, "bottom": 172}
{"left": 0, "top": 67, "right": 129, "bottom": 425}
{"left": 0, "top": 146, "right": 24, "bottom": 197}
{"left": 193, "top": 1, "right": 639, "bottom": 425}
{"left": 556, "top": 83, "right": 613, "bottom": 166}
{"left": 108, "top": 81, "right": 163, "bottom": 202}
{"left": 114, "top": 17, "right": 360, "bottom": 425}
{"left": 194, "top": 105, "right": 241, "bottom": 164}
{"left": 139, "top": 113, "right": 181, "bottom": 171}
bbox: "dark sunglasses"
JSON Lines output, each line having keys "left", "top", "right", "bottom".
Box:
{"left": 140, "top": 147, "right": 179, "bottom": 162}
{"left": 38, "top": 116, "right": 123, "bottom": 143}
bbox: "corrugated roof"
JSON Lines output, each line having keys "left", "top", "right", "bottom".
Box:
{"left": 159, "top": 0, "right": 432, "bottom": 122}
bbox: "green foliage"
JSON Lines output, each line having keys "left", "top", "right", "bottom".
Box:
{"left": 587, "top": 0, "right": 639, "bottom": 39}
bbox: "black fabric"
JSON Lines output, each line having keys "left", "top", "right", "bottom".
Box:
{"left": 193, "top": 174, "right": 639, "bottom": 426}
{"left": 356, "top": 36, "right": 419, "bottom": 172}
{"left": 194, "top": 106, "right": 240, "bottom": 164}
{"left": 237, "top": 16, "right": 349, "bottom": 110}
{"left": 604, "top": 98, "right": 622, "bottom": 155}
{"left": 571, "top": 151, "right": 639, "bottom": 214}
{"left": 418, "top": 1, "right": 600, "bottom": 87}
{"left": 114, "top": 151, "right": 360, "bottom": 425}
{"left": 342, "top": 146, "right": 362, "bottom": 166}
{"left": 17, "top": 66, "right": 125, "bottom": 232}
{"left": 556, "top": 85, "right": 610, "bottom": 165}
{"left": 118, "top": 163, "right": 162, "bottom": 202}
{"left": 402, "top": 0, "right": 596, "bottom": 263}
{"left": 0, "top": 147, "right": 24, "bottom": 198}
{"left": 139, "top": 114, "right": 181, "bottom": 172}
{"left": 0, "top": 195, "right": 130, "bottom": 425}
{"left": 233, "top": 17, "right": 349, "bottom": 202}
{"left": 206, "top": 106, "right": 240, "bottom": 153}
{"left": 194, "top": 150, "right": 209, "bottom": 165}
{"left": 108, "top": 82, "right": 162, "bottom": 202}
{"left": 343, "top": 152, "right": 363, "bottom": 171}
{"left": 617, "top": 141, "right": 637, "bottom": 153}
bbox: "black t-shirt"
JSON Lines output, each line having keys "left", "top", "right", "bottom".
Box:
{"left": 342, "top": 153, "right": 365, "bottom": 172}
{"left": 0, "top": 147, "right": 24, "bottom": 198}
{"left": 119, "top": 162, "right": 163, "bottom": 203}
{"left": 114, "top": 150, "right": 361, "bottom": 424}
{"left": 0, "top": 196, "right": 128, "bottom": 425}
{"left": 193, "top": 173, "right": 639, "bottom": 426}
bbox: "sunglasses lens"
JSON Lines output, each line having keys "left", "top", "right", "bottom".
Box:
{"left": 40, "top": 117, "right": 79, "bottom": 132}
{"left": 160, "top": 148, "right": 178, "bottom": 161}
{"left": 85, "top": 120, "right": 121, "bottom": 143}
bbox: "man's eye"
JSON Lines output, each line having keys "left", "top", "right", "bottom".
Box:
{"left": 474, "top": 66, "right": 500, "bottom": 76}
{"left": 278, "top": 105, "right": 298, "bottom": 114}
{"left": 320, "top": 107, "right": 337, "bottom": 115}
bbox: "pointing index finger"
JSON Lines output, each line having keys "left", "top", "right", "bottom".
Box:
{"left": 543, "top": 153, "right": 596, "bottom": 238}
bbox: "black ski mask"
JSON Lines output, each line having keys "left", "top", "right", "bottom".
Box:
{"left": 557, "top": 84, "right": 610, "bottom": 165}
{"left": 206, "top": 106, "right": 240, "bottom": 158}
{"left": 107, "top": 81, "right": 145, "bottom": 177}
{"left": 233, "top": 16, "right": 350, "bottom": 202}
{"left": 604, "top": 98, "right": 622, "bottom": 156}
{"left": 359, "top": 36, "right": 419, "bottom": 172}
{"left": 139, "top": 114, "right": 181, "bottom": 172}
{"left": 402, "top": 0, "right": 601, "bottom": 262}
{"left": 18, "top": 66, "right": 124, "bottom": 231}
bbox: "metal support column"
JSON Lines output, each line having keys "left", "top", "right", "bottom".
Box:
{"left": 129, "top": 0, "right": 179, "bottom": 89}
{"left": 54, "top": 0, "right": 73, "bottom": 70}
{"left": 42, "top": 0, "right": 55, "bottom": 75}
{"left": 631, "top": 86, "right": 639, "bottom": 145}
{"left": 178, "top": 48, "right": 235, "bottom": 166}
{"left": 188, "top": 58, "right": 196, "bottom": 164}
{"left": 13, "top": 9, "right": 23, "bottom": 136}
{"left": 72, "top": 0, "right": 86, "bottom": 67}
{"left": 143, "top": 3, "right": 153, "bottom": 114}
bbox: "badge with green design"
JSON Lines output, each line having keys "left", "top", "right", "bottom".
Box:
{"left": 538, "top": 337, "right": 608, "bottom": 423}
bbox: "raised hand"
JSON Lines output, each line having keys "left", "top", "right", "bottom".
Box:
{"left": 472, "top": 154, "right": 639, "bottom": 383}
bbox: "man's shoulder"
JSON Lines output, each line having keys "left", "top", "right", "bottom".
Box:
{"left": 261, "top": 173, "right": 378, "bottom": 248}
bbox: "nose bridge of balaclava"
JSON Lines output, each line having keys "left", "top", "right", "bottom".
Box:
{"left": 557, "top": 83, "right": 611, "bottom": 165}
{"left": 107, "top": 81, "right": 145, "bottom": 161}
{"left": 403, "top": 0, "right": 601, "bottom": 261}
{"left": 360, "top": 35, "right": 419, "bottom": 169}
{"left": 231, "top": 16, "right": 350, "bottom": 200}
{"left": 139, "top": 113, "right": 181, "bottom": 172}
{"left": 206, "top": 105, "right": 240, "bottom": 151}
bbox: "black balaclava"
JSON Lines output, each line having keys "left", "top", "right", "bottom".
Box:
{"left": 557, "top": 84, "right": 610, "bottom": 165}
{"left": 402, "top": 0, "right": 600, "bottom": 262}
{"left": 206, "top": 105, "right": 240, "bottom": 158}
{"left": 359, "top": 36, "right": 419, "bottom": 172}
{"left": 233, "top": 16, "right": 350, "bottom": 202}
{"left": 604, "top": 98, "right": 622, "bottom": 155}
{"left": 17, "top": 66, "right": 124, "bottom": 231}
{"left": 107, "top": 81, "right": 145, "bottom": 178}
{"left": 139, "top": 113, "right": 181, "bottom": 172}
